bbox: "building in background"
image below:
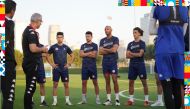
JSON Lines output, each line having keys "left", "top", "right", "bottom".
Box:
{"left": 118, "top": 40, "right": 125, "bottom": 59}
{"left": 140, "top": 13, "right": 156, "bottom": 45}
{"left": 48, "top": 25, "right": 61, "bottom": 45}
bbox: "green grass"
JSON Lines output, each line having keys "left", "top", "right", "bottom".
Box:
{"left": 13, "top": 68, "right": 165, "bottom": 109}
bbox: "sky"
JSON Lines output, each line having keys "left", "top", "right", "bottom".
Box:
{"left": 13, "top": 0, "right": 152, "bottom": 50}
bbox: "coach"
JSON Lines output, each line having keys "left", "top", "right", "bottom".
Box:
{"left": 22, "top": 13, "right": 48, "bottom": 109}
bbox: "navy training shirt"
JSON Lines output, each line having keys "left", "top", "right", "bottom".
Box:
{"left": 80, "top": 42, "right": 98, "bottom": 67}
{"left": 127, "top": 40, "right": 146, "bottom": 63}
{"left": 48, "top": 43, "right": 72, "bottom": 70}
{"left": 99, "top": 36, "right": 119, "bottom": 63}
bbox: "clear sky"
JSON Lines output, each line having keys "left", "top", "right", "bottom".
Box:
{"left": 13, "top": 0, "right": 151, "bottom": 50}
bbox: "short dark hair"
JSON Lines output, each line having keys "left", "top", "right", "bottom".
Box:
{"left": 85, "top": 31, "right": 92, "bottom": 36}
{"left": 133, "top": 27, "right": 144, "bottom": 36}
{"left": 5, "top": 0, "right": 16, "bottom": 14}
{"left": 57, "top": 32, "right": 64, "bottom": 36}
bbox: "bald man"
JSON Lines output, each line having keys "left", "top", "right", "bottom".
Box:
{"left": 99, "top": 26, "right": 120, "bottom": 106}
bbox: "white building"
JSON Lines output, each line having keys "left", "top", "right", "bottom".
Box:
{"left": 48, "top": 25, "right": 61, "bottom": 45}
{"left": 118, "top": 40, "right": 126, "bottom": 59}
{"left": 140, "top": 13, "right": 156, "bottom": 45}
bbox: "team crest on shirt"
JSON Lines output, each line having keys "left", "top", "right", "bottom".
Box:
{"left": 103, "top": 40, "right": 106, "bottom": 43}
{"left": 63, "top": 48, "right": 66, "bottom": 51}
{"left": 55, "top": 48, "right": 58, "bottom": 51}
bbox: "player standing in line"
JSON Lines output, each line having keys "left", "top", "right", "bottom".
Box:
{"left": 36, "top": 44, "right": 48, "bottom": 106}
{"left": 149, "top": 6, "right": 188, "bottom": 109}
{"left": 78, "top": 31, "right": 101, "bottom": 105}
{"left": 126, "top": 27, "right": 149, "bottom": 106}
{"left": 99, "top": 26, "right": 120, "bottom": 106}
{"left": 46, "top": 32, "right": 74, "bottom": 106}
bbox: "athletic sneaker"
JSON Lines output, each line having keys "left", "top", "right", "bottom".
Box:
{"left": 40, "top": 101, "right": 48, "bottom": 107}
{"left": 52, "top": 101, "right": 57, "bottom": 106}
{"left": 96, "top": 99, "right": 101, "bottom": 105}
{"left": 144, "top": 101, "right": 149, "bottom": 106}
{"left": 66, "top": 101, "right": 73, "bottom": 106}
{"left": 78, "top": 100, "right": 87, "bottom": 104}
{"left": 115, "top": 100, "right": 120, "bottom": 106}
{"left": 127, "top": 100, "right": 134, "bottom": 106}
{"left": 103, "top": 100, "right": 112, "bottom": 106}
{"left": 151, "top": 101, "right": 164, "bottom": 107}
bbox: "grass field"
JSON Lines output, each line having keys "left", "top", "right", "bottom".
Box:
{"left": 13, "top": 68, "right": 165, "bottom": 109}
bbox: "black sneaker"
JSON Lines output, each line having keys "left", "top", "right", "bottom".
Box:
{"left": 40, "top": 101, "right": 48, "bottom": 107}
{"left": 115, "top": 99, "right": 120, "bottom": 106}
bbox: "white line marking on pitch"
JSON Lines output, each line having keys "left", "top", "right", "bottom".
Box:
{"left": 118, "top": 80, "right": 156, "bottom": 85}
{"left": 119, "top": 86, "right": 157, "bottom": 103}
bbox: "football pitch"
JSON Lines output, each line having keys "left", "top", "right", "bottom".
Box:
{"left": 13, "top": 68, "right": 165, "bottom": 109}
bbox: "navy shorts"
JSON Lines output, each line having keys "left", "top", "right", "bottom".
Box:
{"left": 53, "top": 68, "right": 69, "bottom": 82}
{"left": 102, "top": 62, "right": 118, "bottom": 75}
{"left": 37, "top": 65, "right": 46, "bottom": 84}
{"left": 128, "top": 62, "right": 147, "bottom": 80}
{"left": 155, "top": 53, "right": 184, "bottom": 80}
{"left": 82, "top": 66, "right": 97, "bottom": 80}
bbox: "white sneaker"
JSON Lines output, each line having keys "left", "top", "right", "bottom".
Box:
{"left": 52, "top": 101, "right": 57, "bottom": 106}
{"left": 115, "top": 100, "right": 120, "bottom": 106}
{"left": 151, "top": 101, "right": 164, "bottom": 107}
{"left": 96, "top": 99, "right": 101, "bottom": 105}
{"left": 103, "top": 100, "right": 112, "bottom": 106}
{"left": 78, "top": 100, "right": 87, "bottom": 104}
{"left": 66, "top": 100, "right": 73, "bottom": 106}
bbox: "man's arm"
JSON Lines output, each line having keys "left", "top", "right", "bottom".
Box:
{"left": 103, "top": 44, "right": 119, "bottom": 53}
{"left": 130, "top": 49, "right": 144, "bottom": 58}
{"left": 29, "top": 44, "right": 48, "bottom": 53}
{"left": 99, "top": 44, "right": 119, "bottom": 55}
{"left": 80, "top": 50, "right": 97, "bottom": 58}
{"left": 64, "top": 53, "right": 75, "bottom": 68}
{"left": 183, "top": 23, "right": 188, "bottom": 36}
{"left": 99, "top": 47, "right": 108, "bottom": 55}
{"left": 149, "top": 6, "right": 158, "bottom": 35}
{"left": 42, "top": 53, "right": 47, "bottom": 57}
{"left": 79, "top": 50, "right": 90, "bottom": 57}
{"left": 126, "top": 50, "right": 134, "bottom": 59}
{"left": 87, "top": 51, "right": 97, "bottom": 58}
{"left": 46, "top": 53, "right": 58, "bottom": 69}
